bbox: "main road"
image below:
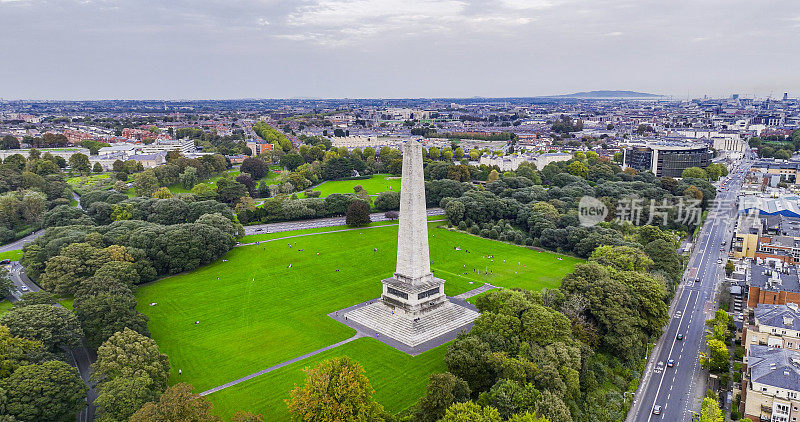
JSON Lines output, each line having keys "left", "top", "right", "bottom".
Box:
{"left": 627, "top": 161, "right": 749, "bottom": 421}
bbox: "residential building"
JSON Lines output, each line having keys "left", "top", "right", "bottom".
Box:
{"left": 245, "top": 139, "right": 274, "bottom": 157}
{"left": 745, "top": 304, "right": 800, "bottom": 354}
{"left": 140, "top": 139, "right": 195, "bottom": 155}
{"left": 747, "top": 260, "right": 800, "bottom": 308}
{"left": 743, "top": 345, "right": 800, "bottom": 422}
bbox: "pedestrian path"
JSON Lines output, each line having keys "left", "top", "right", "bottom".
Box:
{"left": 199, "top": 334, "right": 363, "bottom": 396}
{"left": 454, "top": 283, "right": 498, "bottom": 299}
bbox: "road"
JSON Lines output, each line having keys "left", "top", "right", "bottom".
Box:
{"left": 0, "top": 192, "right": 80, "bottom": 253}
{"left": 243, "top": 208, "right": 444, "bottom": 236}
{"left": 627, "top": 161, "right": 749, "bottom": 421}
{"left": 4, "top": 261, "right": 96, "bottom": 422}
{"left": 0, "top": 230, "right": 43, "bottom": 253}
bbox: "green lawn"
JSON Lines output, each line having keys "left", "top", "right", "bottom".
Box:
{"left": 0, "top": 300, "right": 11, "bottom": 316}
{"left": 298, "top": 174, "right": 400, "bottom": 198}
{"left": 0, "top": 250, "right": 23, "bottom": 261}
{"left": 167, "top": 170, "right": 241, "bottom": 195}
{"left": 207, "top": 337, "right": 447, "bottom": 420}
{"left": 240, "top": 215, "right": 443, "bottom": 243}
{"left": 65, "top": 173, "right": 111, "bottom": 187}
{"left": 136, "top": 223, "right": 580, "bottom": 417}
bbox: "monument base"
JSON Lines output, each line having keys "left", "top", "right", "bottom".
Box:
{"left": 380, "top": 275, "right": 447, "bottom": 316}
{"left": 335, "top": 298, "right": 479, "bottom": 353}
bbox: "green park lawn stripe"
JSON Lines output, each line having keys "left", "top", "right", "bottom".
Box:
{"left": 298, "top": 174, "right": 400, "bottom": 199}
{"left": 0, "top": 300, "right": 11, "bottom": 316}
{"left": 65, "top": 173, "right": 111, "bottom": 186}
{"left": 136, "top": 222, "right": 579, "bottom": 412}
{"left": 240, "top": 216, "right": 444, "bottom": 243}
{"left": 206, "top": 337, "right": 447, "bottom": 421}
{"left": 0, "top": 250, "right": 23, "bottom": 261}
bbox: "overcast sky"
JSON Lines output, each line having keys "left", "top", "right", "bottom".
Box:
{"left": 1, "top": 0, "right": 798, "bottom": 100}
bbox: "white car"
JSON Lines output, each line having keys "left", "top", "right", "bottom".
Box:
{"left": 20, "top": 285, "right": 29, "bottom": 292}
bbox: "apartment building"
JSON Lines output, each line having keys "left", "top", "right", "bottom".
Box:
{"left": 140, "top": 139, "right": 195, "bottom": 155}
{"left": 744, "top": 345, "right": 800, "bottom": 422}
{"left": 745, "top": 304, "right": 800, "bottom": 354}
{"left": 747, "top": 260, "right": 800, "bottom": 308}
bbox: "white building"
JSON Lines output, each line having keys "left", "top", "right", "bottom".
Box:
{"left": 140, "top": 139, "right": 195, "bottom": 155}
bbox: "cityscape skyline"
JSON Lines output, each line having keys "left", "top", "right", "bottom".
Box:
{"left": 1, "top": 0, "right": 799, "bottom": 100}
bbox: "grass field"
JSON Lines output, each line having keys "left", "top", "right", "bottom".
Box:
{"left": 207, "top": 337, "right": 447, "bottom": 419}
{"left": 240, "top": 215, "right": 443, "bottom": 244}
{"left": 136, "top": 223, "right": 580, "bottom": 418}
{"left": 0, "top": 250, "right": 23, "bottom": 261}
{"left": 298, "top": 174, "right": 400, "bottom": 199}
{"left": 65, "top": 173, "right": 111, "bottom": 187}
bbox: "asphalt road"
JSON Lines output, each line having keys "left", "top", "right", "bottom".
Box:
{"left": 3, "top": 262, "right": 96, "bottom": 422}
{"left": 243, "top": 207, "right": 444, "bottom": 235}
{"left": 627, "top": 161, "right": 750, "bottom": 421}
{"left": 0, "top": 230, "right": 43, "bottom": 253}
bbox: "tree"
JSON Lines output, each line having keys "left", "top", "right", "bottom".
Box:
{"left": 94, "top": 375, "right": 159, "bottom": 422}
{"left": 682, "top": 167, "right": 707, "bottom": 180}
{"left": 280, "top": 153, "right": 305, "bottom": 171}
{"left": 133, "top": 170, "right": 159, "bottom": 197}
{"left": 1, "top": 135, "right": 20, "bottom": 150}
{"left": 92, "top": 328, "right": 169, "bottom": 388}
{"left": 0, "top": 325, "right": 46, "bottom": 378}
{"left": 566, "top": 161, "right": 588, "bottom": 178}
{"left": 589, "top": 245, "right": 653, "bottom": 272}
{"left": 488, "top": 170, "right": 500, "bottom": 182}
{"left": 180, "top": 166, "right": 199, "bottom": 190}
{"left": 440, "top": 402, "right": 502, "bottom": 422}
{"left": 0, "top": 304, "right": 82, "bottom": 351}
{"left": 216, "top": 177, "right": 248, "bottom": 204}
{"left": 240, "top": 157, "right": 269, "bottom": 180}
{"left": 346, "top": 201, "right": 371, "bottom": 227}
{"left": 444, "top": 336, "right": 495, "bottom": 393}
{"left": 698, "top": 397, "right": 723, "bottom": 422}
{"left": 68, "top": 153, "right": 91, "bottom": 174}
{"left": 0, "top": 267, "right": 13, "bottom": 298}
{"left": 286, "top": 356, "right": 385, "bottom": 421}
{"left": 151, "top": 187, "right": 174, "bottom": 199}
{"left": 74, "top": 293, "right": 150, "bottom": 349}
{"left": 130, "top": 383, "right": 221, "bottom": 422}
{"left": 416, "top": 372, "right": 471, "bottom": 422}
{"left": 92, "top": 162, "right": 103, "bottom": 173}
{"left": 2, "top": 360, "right": 88, "bottom": 422}
{"left": 374, "top": 191, "right": 400, "bottom": 211}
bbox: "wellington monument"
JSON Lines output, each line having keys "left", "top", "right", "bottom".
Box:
{"left": 335, "top": 140, "right": 479, "bottom": 353}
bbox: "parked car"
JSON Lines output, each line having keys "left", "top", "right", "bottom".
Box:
{"left": 0, "top": 259, "right": 10, "bottom": 265}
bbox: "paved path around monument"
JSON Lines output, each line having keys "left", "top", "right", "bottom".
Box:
{"left": 237, "top": 219, "right": 446, "bottom": 247}
{"left": 198, "top": 283, "right": 497, "bottom": 397}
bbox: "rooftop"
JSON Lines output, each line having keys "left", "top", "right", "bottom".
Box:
{"left": 749, "top": 262, "right": 800, "bottom": 293}
{"left": 749, "top": 345, "right": 800, "bottom": 391}
{"left": 754, "top": 303, "right": 800, "bottom": 331}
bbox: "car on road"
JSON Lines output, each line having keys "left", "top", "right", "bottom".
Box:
{"left": 20, "top": 285, "right": 29, "bottom": 292}
{"left": 717, "top": 259, "right": 723, "bottom": 264}
{"left": 652, "top": 405, "right": 662, "bottom": 415}
{"left": 676, "top": 333, "right": 684, "bottom": 340}
{"left": 695, "top": 278, "right": 700, "bottom": 283}
{"left": 667, "top": 359, "right": 675, "bottom": 367}
{"left": 0, "top": 259, "right": 9, "bottom": 264}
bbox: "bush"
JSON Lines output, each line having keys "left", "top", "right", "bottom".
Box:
{"left": 346, "top": 201, "right": 371, "bottom": 227}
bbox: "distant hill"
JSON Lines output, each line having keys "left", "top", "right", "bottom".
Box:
{"left": 552, "top": 90, "right": 663, "bottom": 98}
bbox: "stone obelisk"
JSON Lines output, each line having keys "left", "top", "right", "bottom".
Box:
{"left": 380, "top": 140, "right": 447, "bottom": 315}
